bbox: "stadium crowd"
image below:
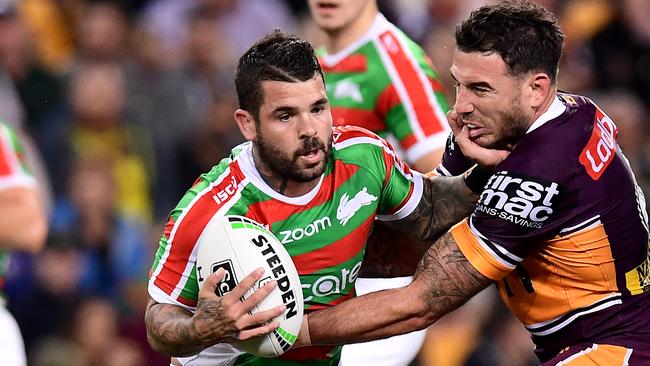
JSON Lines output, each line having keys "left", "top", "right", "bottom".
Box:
{"left": 0, "top": 0, "right": 648, "bottom": 365}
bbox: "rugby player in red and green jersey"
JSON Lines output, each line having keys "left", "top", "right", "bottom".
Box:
{"left": 308, "top": 1, "right": 453, "bottom": 363}
{"left": 145, "top": 31, "right": 494, "bottom": 366}
{"left": 0, "top": 122, "right": 48, "bottom": 365}
{"left": 296, "top": 2, "right": 650, "bottom": 365}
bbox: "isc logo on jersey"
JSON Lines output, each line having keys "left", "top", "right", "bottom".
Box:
{"left": 476, "top": 171, "right": 560, "bottom": 229}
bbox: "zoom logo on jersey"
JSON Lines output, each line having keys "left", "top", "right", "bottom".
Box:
{"left": 278, "top": 216, "right": 332, "bottom": 244}
{"left": 476, "top": 171, "right": 560, "bottom": 229}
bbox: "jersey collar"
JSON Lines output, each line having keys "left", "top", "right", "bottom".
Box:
{"left": 319, "top": 13, "right": 390, "bottom": 68}
{"left": 237, "top": 143, "right": 325, "bottom": 205}
{"left": 526, "top": 95, "right": 566, "bottom": 134}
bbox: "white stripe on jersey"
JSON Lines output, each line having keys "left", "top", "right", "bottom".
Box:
{"left": 525, "top": 293, "right": 622, "bottom": 336}
{"left": 468, "top": 216, "right": 519, "bottom": 269}
{"left": 374, "top": 24, "right": 449, "bottom": 144}
{"left": 559, "top": 215, "right": 601, "bottom": 235}
{"left": 384, "top": 21, "right": 449, "bottom": 141}
{"left": 333, "top": 136, "right": 385, "bottom": 151}
{"left": 376, "top": 171, "right": 423, "bottom": 221}
{"left": 406, "top": 133, "right": 449, "bottom": 164}
{"left": 148, "top": 165, "right": 249, "bottom": 306}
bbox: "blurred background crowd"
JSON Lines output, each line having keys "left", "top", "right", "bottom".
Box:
{"left": 0, "top": 0, "right": 648, "bottom": 365}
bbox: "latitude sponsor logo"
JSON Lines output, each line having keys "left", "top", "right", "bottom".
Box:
{"left": 302, "top": 261, "right": 362, "bottom": 302}
{"left": 278, "top": 216, "right": 332, "bottom": 244}
{"left": 476, "top": 171, "right": 560, "bottom": 229}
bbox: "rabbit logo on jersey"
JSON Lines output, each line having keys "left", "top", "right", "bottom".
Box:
{"left": 475, "top": 171, "right": 560, "bottom": 228}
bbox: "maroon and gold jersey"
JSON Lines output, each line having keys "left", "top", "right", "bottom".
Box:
{"left": 449, "top": 94, "right": 650, "bottom": 359}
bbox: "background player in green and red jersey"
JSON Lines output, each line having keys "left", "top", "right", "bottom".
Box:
{"left": 0, "top": 122, "right": 48, "bottom": 366}
{"left": 144, "top": 31, "right": 492, "bottom": 366}
{"left": 308, "top": 1, "right": 453, "bottom": 364}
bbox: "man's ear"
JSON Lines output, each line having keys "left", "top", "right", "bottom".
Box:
{"left": 234, "top": 109, "right": 256, "bottom": 141}
{"left": 527, "top": 73, "right": 552, "bottom": 109}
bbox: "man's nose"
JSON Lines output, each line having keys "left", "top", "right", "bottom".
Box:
{"left": 298, "top": 114, "right": 318, "bottom": 138}
{"left": 453, "top": 87, "right": 474, "bottom": 115}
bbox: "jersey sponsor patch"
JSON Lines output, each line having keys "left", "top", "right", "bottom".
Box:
{"left": 579, "top": 108, "right": 618, "bottom": 180}
{"left": 476, "top": 171, "right": 561, "bottom": 229}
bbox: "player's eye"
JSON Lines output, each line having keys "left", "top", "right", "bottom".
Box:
{"left": 278, "top": 113, "right": 292, "bottom": 122}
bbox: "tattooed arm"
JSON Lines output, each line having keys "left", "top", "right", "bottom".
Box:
{"left": 359, "top": 173, "right": 480, "bottom": 277}
{"left": 385, "top": 173, "right": 481, "bottom": 243}
{"left": 145, "top": 268, "right": 285, "bottom": 357}
{"left": 301, "top": 232, "right": 492, "bottom": 345}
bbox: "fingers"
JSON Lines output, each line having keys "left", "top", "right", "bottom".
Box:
{"left": 236, "top": 305, "right": 285, "bottom": 336}
{"left": 240, "top": 278, "right": 277, "bottom": 310}
{"left": 238, "top": 320, "right": 281, "bottom": 341}
{"left": 224, "top": 267, "right": 265, "bottom": 302}
{"left": 198, "top": 267, "right": 226, "bottom": 298}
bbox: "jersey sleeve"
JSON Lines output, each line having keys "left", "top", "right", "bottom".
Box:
{"left": 332, "top": 126, "right": 423, "bottom": 222}
{"left": 376, "top": 31, "right": 451, "bottom": 164}
{"left": 148, "top": 161, "right": 234, "bottom": 310}
{"left": 0, "top": 123, "right": 36, "bottom": 191}
{"left": 372, "top": 134, "right": 423, "bottom": 221}
{"left": 433, "top": 132, "right": 476, "bottom": 177}
{"left": 148, "top": 200, "right": 202, "bottom": 310}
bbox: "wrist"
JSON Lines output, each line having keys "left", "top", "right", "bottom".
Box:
{"left": 294, "top": 314, "right": 312, "bottom": 348}
{"left": 463, "top": 165, "right": 493, "bottom": 194}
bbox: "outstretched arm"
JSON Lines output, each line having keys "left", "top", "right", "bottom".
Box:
{"left": 384, "top": 173, "right": 480, "bottom": 243}
{"left": 146, "top": 268, "right": 285, "bottom": 357}
{"left": 302, "top": 232, "right": 492, "bottom": 345}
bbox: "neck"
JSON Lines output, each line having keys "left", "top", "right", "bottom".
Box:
{"left": 252, "top": 149, "right": 319, "bottom": 197}
{"left": 324, "top": 6, "right": 379, "bottom": 54}
{"left": 527, "top": 87, "right": 558, "bottom": 130}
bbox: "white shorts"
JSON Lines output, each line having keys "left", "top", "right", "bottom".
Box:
{"left": 339, "top": 277, "right": 426, "bottom": 366}
{"left": 0, "top": 305, "right": 27, "bottom": 366}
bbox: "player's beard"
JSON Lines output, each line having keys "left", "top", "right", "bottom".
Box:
{"left": 491, "top": 97, "right": 530, "bottom": 150}
{"left": 254, "top": 133, "right": 332, "bottom": 182}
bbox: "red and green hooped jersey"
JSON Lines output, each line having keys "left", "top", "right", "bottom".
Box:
{"left": 148, "top": 126, "right": 423, "bottom": 365}
{"left": 318, "top": 14, "right": 450, "bottom": 165}
{"left": 0, "top": 123, "right": 36, "bottom": 289}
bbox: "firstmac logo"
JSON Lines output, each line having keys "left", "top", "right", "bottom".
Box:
{"left": 476, "top": 171, "right": 560, "bottom": 229}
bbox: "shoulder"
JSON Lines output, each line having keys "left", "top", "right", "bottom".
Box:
{"left": 331, "top": 126, "right": 401, "bottom": 173}
{"left": 372, "top": 19, "right": 433, "bottom": 71}
{"left": 332, "top": 125, "right": 392, "bottom": 156}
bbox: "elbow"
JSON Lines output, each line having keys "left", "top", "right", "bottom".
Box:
{"left": 146, "top": 330, "right": 171, "bottom": 356}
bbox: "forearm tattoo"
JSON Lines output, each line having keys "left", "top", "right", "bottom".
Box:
{"left": 386, "top": 175, "right": 477, "bottom": 242}
{"left": 145, "top": 297, "right": 237, "bottom": 357}
{"left": 415, "top": 232, "right": 491, "bottom": 314}
{"left": 146, "top": 298, "right": 202, "bottom": 357}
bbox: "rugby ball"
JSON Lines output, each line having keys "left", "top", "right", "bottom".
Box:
{"left": 195, "top": 215, "right": 303, "bottom": 357}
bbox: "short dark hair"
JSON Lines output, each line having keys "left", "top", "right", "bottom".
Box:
{"left": 235, "top": 31, "right": 324, "bottom": 120}
{"left": 455, "top": 0, "right": 564, "bottom": 83}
